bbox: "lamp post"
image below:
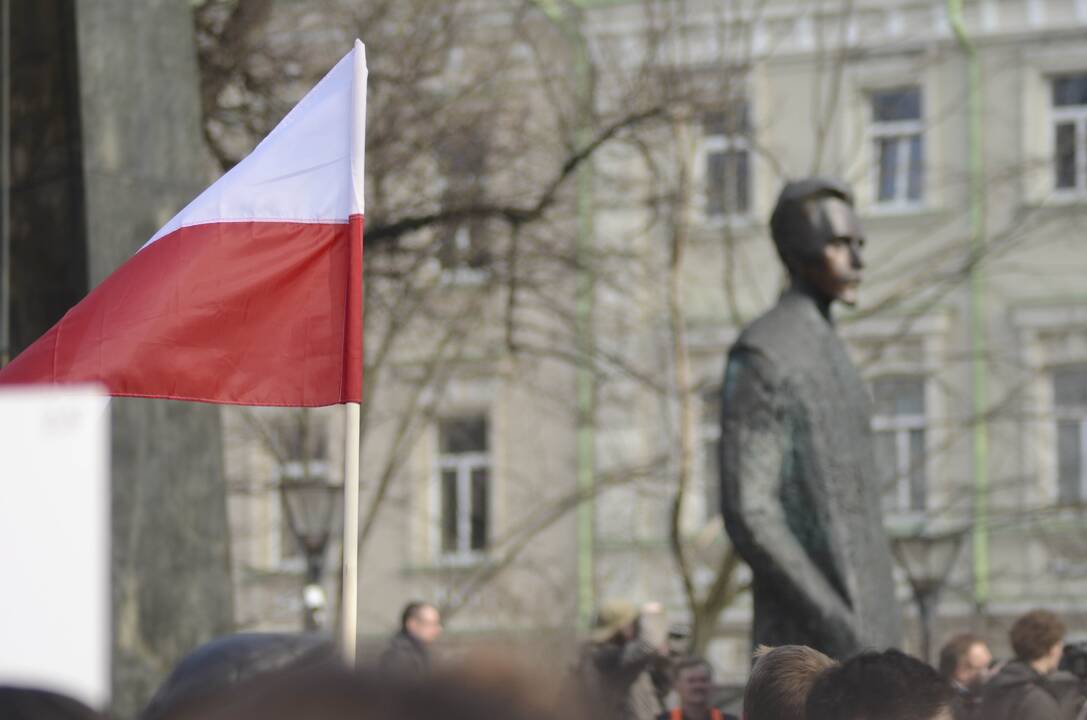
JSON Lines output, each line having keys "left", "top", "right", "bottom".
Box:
{"left": 891, "top": 526, "right": 968, "bottom": 663}
{"left": 279, "top": 464, "right": 340, "bottom": 631}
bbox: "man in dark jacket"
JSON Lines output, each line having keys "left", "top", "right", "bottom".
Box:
{"left": 378, "top": 601, "right": 442, "bottom": 678}
{"left": 575, "top": 600, "right": 668, "bottom": 720}
{"left": 938, "top": 633, "right": 992, "bottom": 720}
{"left": 980, "top": 609, "right": 1080, "bottom": 720}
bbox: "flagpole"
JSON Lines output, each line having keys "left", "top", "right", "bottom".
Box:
{"left": 341, "top": 400, "right": 361, "bottom": 662}
{"left": 341, "top": 38, "right": 367, "bottom": 666}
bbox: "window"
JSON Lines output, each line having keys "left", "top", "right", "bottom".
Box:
{"left": 436, "top": 416, "right": 490, "bottom": 559}
{"left": 871, "top": 376, "right": 927, "bottom": 513}
{"left": 700, "top": 388, "right": 722, "bottom": 523}
{"left": 1051, "top": 74, "right": 1087, "bottom": 194}
{"left": 439, "top": 223, "right": 489, "bottom": 277}
{"left": 1053, "top": 364, "right": 1087, "bottom": 504}
{"left": 703, "top": 102, "right": 751, "bottom": 217}
{"left": 438, "top": 134, "right": 490, "bottom": 280}
{"left": 870, "top": 87, "right": 923, "bottom": 207}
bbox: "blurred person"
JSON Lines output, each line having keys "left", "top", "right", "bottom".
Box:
{"left": 0, "top": 687, "right": 104, "bottom": 720}
{"left": 140, "top": 632, "right": 340, "bottom": 720}
{"left": 1056, "top": 640, "right": 1087, "bottom": 720}
{"left": 379, "top": 601, "right": 442, "bottom": 678}
{"left": 651, "top": 623, "right": 693, "bottom": 702}
{"left": 573, "top": 599, "right": 668, "bottom": 720}
{"left": 937, "top": 633, "right": 992, "bottom": 720}
{"left": 744, "top": 644, "right": 836, "bottom": 720}
{"left": 657, "top": 657, "right": 737, "bottom": 720}
{"left": 981, "top": 609, "right": 1079, "bottom": 720}
{"left": 806, "top": 649, "right": 953, "bottom": 720}
{"left": 152, "top": 657, "right": 592, "bottom": 720}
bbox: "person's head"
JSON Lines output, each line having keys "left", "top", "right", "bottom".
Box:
{"left": 1010, "top": 609, "right": 1066, "bottom": 674}
{"left": 673, "top": 657, "right": 714, "bottom": 709}
{"left": 591, "top": 599, "right": 640, "bottom": 644}
{"left": 806, "top": 649, "right": 954, "bottom": 720}
{"left": 937, "top": 633, "right": 992, "bottom": 690}
{"left": 402, "top": 602, "right": 443, "bottom": 645}
{"left": 769, "top": 178, "right": 865, "bottom": 308}
{"left": 154, "top": 662, "right": 590, "bottom": 720}
{"left": 0, "top": 687, "right": 103, "bottom": 720}
{"left": 141, "top": 632, "right": 341, "bottom": 720}
{"left": 743, "top": 645, "right": 836, "bottom": 720}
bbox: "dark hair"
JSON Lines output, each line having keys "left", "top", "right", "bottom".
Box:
{"left": 744, "top": 645, "right": 836, "bottom": 720}
{"left": 401, "top": 601, "right": 433, "bottom": 632}
{"left": 806, "top": 649, "right": 953, "bottom": 720}
{"left": 769, "top": 177, "right": 854, "bottom": 274}
{"left": 938, "top": 633, "right": 984, "bottom": 679}
{"left": 673, "top": 656, "right": 713, "bottom": 679}
{"left": 141, "top": 633, "right": 341, "bottom": 720}
{"left": 1010, "top": 609, "right": 1066, "bottom": 662}
{"left": 0, "top": 687, "right": 103, "bottom": 720}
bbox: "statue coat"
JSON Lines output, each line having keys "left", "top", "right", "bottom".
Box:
{"left": 718, "top": 289, "right": 902, "bottom": 658}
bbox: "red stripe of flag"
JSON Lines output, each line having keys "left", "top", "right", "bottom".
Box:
{"left": 0, "top": 217, "right": 363, "bottom": 406}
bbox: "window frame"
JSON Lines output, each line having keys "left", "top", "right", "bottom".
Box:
{"left": 439, "top": 223, "right": 490, "bottom": 286}
{"left": 1052, "top": 365, "right": 1087, "bottom": 504}
{"left": 701, "top": 104, "right": 753, "bottom": 221}
{"left": 436, "top": 131, "right": 491, "bottom": 284}
{"left": 432, "top": 417, "right": 491, "bottom": 565}
{"left": 868, "top": 87, "right": 925, "bottom": 211}
{"left": 1050, "top": 75, "right": 1087, "bottom": 199}
{"left": 871, "top": 375, "right": 928, "bottom": 516}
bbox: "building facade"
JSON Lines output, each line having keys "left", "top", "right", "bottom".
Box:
{"left": 224, "top": 0, "right": 1087, "bottom": 681}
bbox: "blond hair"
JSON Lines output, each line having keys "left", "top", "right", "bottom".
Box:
{"left": 743, "top": 645, "right": 837, "bottom": 720}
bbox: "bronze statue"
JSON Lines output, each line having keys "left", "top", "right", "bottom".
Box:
{"left": 718, "top": 178, "right": 902, "bottom": 659}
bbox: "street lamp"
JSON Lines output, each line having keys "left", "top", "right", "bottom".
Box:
{"left": 891, "top": 525, "right": 968, "bottom": 663}
{"left": 279, "top": 462, "right": 340, "bottom": 631}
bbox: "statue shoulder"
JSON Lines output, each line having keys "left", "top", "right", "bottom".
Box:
{"left": 731, "top": 299, "right": 815, "bottom": 377}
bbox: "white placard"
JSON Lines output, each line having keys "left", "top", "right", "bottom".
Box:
{"left": 0, "top": 386, "right": 110, "bottom": 709}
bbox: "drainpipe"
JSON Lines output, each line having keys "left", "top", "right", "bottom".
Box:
{"left": 947, "top": 0, "right": 989, "bottom": 609}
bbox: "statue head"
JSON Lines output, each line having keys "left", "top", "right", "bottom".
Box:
{"left": 770, "top": 178, "right": 866, "bottom": 308}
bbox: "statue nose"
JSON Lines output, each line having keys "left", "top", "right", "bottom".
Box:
{"left": 851, "top": 247, "right": 865, "bottom": 269}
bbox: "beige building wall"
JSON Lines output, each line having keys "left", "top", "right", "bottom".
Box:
{"left": 225, "top": 0, "right": 1087, "bottom": 682}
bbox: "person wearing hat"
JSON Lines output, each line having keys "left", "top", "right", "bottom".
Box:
{"left": 571, "top": 599, "right": 669, "bottom": 720}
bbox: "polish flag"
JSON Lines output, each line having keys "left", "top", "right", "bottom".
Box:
{"left": 0, "top": 42, "right": 367, "bottom": 407}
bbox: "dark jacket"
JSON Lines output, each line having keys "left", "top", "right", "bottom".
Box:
{"left": 574, "top": 639, "right": 663, "bottom": 720}
{"left": 378, "top": 630, "right": 429, "bottom": 678}
{"left": 980, "top": 661, "right": 1079, "bottom": 720}
{"left": 949, "top": 682, "right": 983, "bottom": 720}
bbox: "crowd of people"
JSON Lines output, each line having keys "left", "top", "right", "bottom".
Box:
{"left": 941, "top": 610, "right": 1085, "bottom": 720}
{"left": 368, "top": 600, "right": 1087, "bottom": 720}
{"left": 4, "top": 600, "right": 1087, "bottom": 720}
{"left": 567, "top": 602, "right": 1087, "bottom": 720}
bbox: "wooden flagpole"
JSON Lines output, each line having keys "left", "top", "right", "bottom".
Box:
{"left": 341, "top": 401, "right": 361, "bottom": 662}
{"left": 340, "top": 38, "right": 367, "bottom": 665}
